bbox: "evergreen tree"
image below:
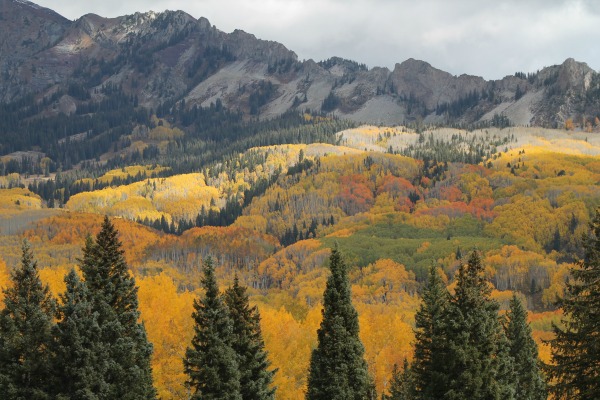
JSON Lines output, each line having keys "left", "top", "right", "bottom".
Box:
{"left": 53, "top": 269, "right": 108, "bottom": 399}
{"left": 385, "top": 359, "right": 415, "bottom": 400}
{"left": 306, "top": 248, "right": 375, "bottom": 400}
{"left": 224, "top": 275, "right": 276, "bottom": 400}
{"left": 548, "top": 210, "right": 600, "bottom": 399}
{"left": 80, "top": 216, "right": 156, "bottom": 399}
{"left": 184, "top": 257, "right": 242, "bottom": 400}
{"left": 411, "top": 265, "right": 450, "bottom": 399}
{"left": 443, "top": 251, "right": 515, "bottom": 400}
{"left": 505, "top": 295, "right": 546, "bottom": 400}
{"left": 0, "top": 240, "right": 56, "bottom": 399}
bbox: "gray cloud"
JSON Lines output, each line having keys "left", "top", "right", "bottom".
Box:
{"left": 33, "top": 0, "right": 600, "bottom": 79}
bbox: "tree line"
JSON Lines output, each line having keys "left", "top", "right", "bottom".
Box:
{"left": 1, "top": 212, "right": 600, "bottom": 399}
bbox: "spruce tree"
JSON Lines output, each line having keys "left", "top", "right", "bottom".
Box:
{"left": 411, "top": 265, "right": 450, "bottom": 399}
{"left": 184, "top": 257, "right": 242, "bottom": 400}
{"left": 224, "top": 275, "right": 276, "bottom": 400}
{"left": 548, "top": 210, "right": 600, "bottom": 399}
{"left": 443, "top": 251, "right": 515, "bottom": 400}
{"left": 80, "top": 216, "right": 156, "bottom": 399}
{"left": 506, "top": 294, "right": 546, "bottom": 400}
{"left": 385, "top": 359, "right": 415, "bottom": 400}
{"left": 306, "top": 247, "right": 375, "bottom": 400}
{"left": 53, "top": 269, "right": 108, "bottom": 399}
{"left": 0, "top": 240, "right": 56, "bottom": 399}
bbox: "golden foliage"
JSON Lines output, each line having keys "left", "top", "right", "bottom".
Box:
{"left": 485, "top": 195, "right": 557, "bottom": 252}
{"left": 260, "top": 306, "right": 321, "bottom": 399}
{"left": 357, "top": 303, "right": 415, "bottom": 394}
{"left": 23, "top": 213, "right": 162, "bottom": 267}
{"left": 137, "top": 273, "right": 196, "bottom": 399}
{"left": 232, "top": 215, "right": 268, "bottom": 234}
{"left": 350, "top": 259, "right": 418, "bottom": 304}
{"left": 0, "top": 258, "right": 10, "bottom": 304}
{"left": 0, "top": 188, "right": 43, "bottom": 210}
{"left": 67, "top": 173, "right": 218, "bottom": 222}
{"left": 39, "top": 265, "right": 72, "bottom": 297}
{"left": 256, "top": 239, "right": 327, "bottom": 290}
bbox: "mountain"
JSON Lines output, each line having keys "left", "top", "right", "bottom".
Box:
{"left": 0, "top": 0, "right": 599, "bottom": 154}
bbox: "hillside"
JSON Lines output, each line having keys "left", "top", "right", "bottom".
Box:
{"left": 1, "top": 124, "right": 599, "bottom": 397}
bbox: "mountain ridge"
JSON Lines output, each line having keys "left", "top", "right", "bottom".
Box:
{"left": 0, "top": 0, "right": 599, "bottom": 132}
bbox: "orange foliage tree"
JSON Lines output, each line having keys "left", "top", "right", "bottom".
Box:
{"left": 0, "top": 258, "right": 10, "bottom": 303}
{"left": 137, "top": 272, "right": 196, "bottom": 399}
{"left": 337, "top": 174, "right": 375, "bottom": 215}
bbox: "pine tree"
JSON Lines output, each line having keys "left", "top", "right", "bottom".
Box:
{"left": 443, "top": 251, "right": 515, "bottom": 400}
{"left": 411, "top": 265, "right": 450, "bottom": 399}
{"left": 53, "top": 269, "right": 109, "bottom": 399}
{"left": 0, "top": 240, "right": 56, "bottom": 399}
{"left": 385, "top": 359, "right": 415, "bottom": 400}
{"left": 80, "top": 216, "right": 156, "bottom": 399}
{"left": 184, "top": 257, "right": 242, "bottom": 400}
{"left": 505, "top": 295, "right": 546, "bottom": 400}
{"left": 548, "top": 209, "right": 600, "bottom": 399}
{"left": 224, "top": 275, "right": 276, "bottom": 400}
{"left": 306, "top": 247, "right": 375, "bottom": 400}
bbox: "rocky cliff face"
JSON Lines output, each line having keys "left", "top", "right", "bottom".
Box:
{"left": 0, "top": 0, "right": 598, "bottom": 128}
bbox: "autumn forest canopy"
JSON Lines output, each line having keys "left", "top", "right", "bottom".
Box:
{"left": 2, "top": 110, "right": 600, "bottom": 399}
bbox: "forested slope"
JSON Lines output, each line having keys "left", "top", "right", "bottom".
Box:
{"left": 1, "top": 124, "right": 599, "bottom": 398}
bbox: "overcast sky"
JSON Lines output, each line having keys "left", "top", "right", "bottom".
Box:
{"left": 33, "top": 0, "right": 600, "bottom": 80}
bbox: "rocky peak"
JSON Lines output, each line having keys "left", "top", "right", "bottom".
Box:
{"left": 390, "top": 58, "right": 486, "bottom": 110}
{"left": 197, "top": 16, "right": 212, "bottom": 32}
{"left": 149, "top": 9, "right": 196, "bottom": 30}
{"left": 395, "top": 58, "right": 438, "bottom": 75}
{"left": 75, "top": 13, "right": 109, "bottom": 36}
{"left": 226, "top": 29, "right": 297, "bottom": 63}
{"left": 556, "top": 57, "right": 595, "bottom": 93}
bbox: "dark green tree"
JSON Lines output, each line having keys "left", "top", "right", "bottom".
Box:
{"left": 385, "top": 359, "right": 415, "bottom": 400}
{"left": 548, "top": 210, "right": 600, "bottom": 399}
{"left": 443, "top": 251, "right": 515, "bottom": 400}
{"left": 184, "top": 257, "right": 242, "bottom": 400}
{"left": 224, "top": 275, "right": 276, "bottom": 400}
{"left": 505, "top": 295, "right": 546, "bottom": 400}
{"left": 306, "top": 247, "right": 375, "bottom": 400}
{"left": 0, "top": 240, "right": 56, "bottom": 399}
{"left": 80, "top": 216, "right": 156, "bottom": 399}
{"left": 411, "top": 265, "right": 450, "bottom": 399}
{"left": 53, "top": 269, "right": 108, "bottom": 399}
